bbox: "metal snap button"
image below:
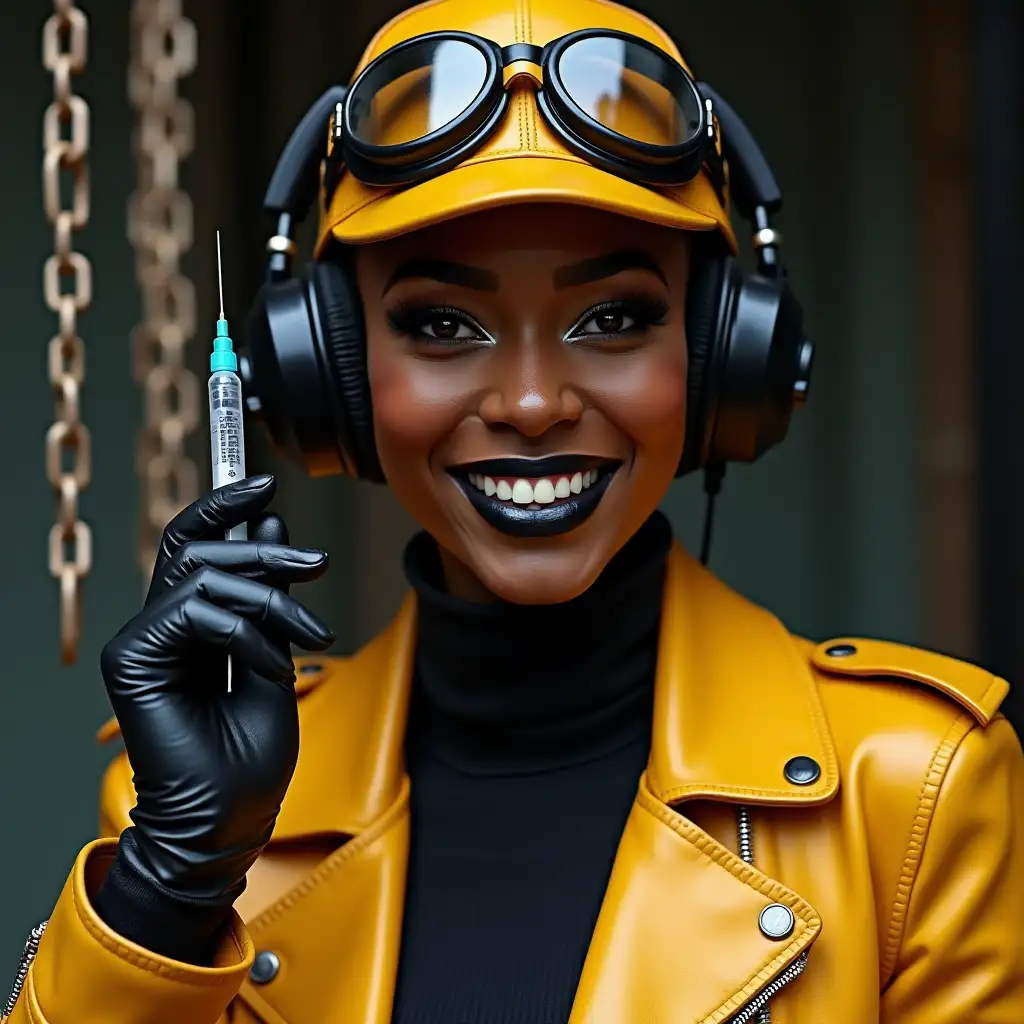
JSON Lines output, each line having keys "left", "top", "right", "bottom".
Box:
{"left": 249, "top": 950, "right": 281, "bottom": 985}
{"left": 784, "top": 755, "right": 821, "bottom": 786}
{"left": 825, "top": 643, "right": 857, "bottom": 658}
{"left": 759, "top": 903, "right": 795, "bottom": 941}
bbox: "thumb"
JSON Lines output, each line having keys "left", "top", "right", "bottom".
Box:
{"left": 249, "top": 514, "right": 296, "bottom": 645}
{"left": 250, "top": 511, "right": 289, "bottom": 547}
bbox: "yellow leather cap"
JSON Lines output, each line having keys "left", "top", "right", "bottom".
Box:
{"left": 318, "top": 0, "right": 737, "bottom": 252}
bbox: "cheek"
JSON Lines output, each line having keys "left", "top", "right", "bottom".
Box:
{"left": 590, "top": 344, "right": 689, "bottom": 455}
{"left": 366, "top": 340, "right": 466, "bottom": 466}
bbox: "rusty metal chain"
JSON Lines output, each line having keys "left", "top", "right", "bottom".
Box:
{"left": 127, "top": 0, "right": 199, "bottom": 583}
{"left": 43, "top": 0, "right": 93, "bottom": 664}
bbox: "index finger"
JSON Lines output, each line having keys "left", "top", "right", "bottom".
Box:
{"left": 155, "top": 475, "right": 277, "bottom": 570}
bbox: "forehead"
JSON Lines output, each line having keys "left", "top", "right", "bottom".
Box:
{"left": 354, "top": 203, "right": 693, "bottom": 275}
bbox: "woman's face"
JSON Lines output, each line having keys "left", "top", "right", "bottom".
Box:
{"left": 355, "top": 203, "right": 691, "bottom": 604}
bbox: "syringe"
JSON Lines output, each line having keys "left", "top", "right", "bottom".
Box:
{"left": 209, "top": 231, "right": 247, "bottom": 691}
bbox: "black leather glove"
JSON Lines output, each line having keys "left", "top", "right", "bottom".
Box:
{"left": 92, "top": 475, "right": 333, "bottom": 962}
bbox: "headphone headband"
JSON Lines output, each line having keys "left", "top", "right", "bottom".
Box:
{"left": 241, "top": 79, "right": 813, "bottom": 486}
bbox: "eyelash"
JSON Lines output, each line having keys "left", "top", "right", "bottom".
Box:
{"left": 564, "top": 294, "right": 669, "bottom": 342}
{"left": 386, "top": 303, "right": 492, "bottom": 347}
{"left": 384, "top": 294, "right": 670, "bottom": 349}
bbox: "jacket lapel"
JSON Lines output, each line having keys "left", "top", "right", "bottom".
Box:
{"left": 569, "top": 545, "right": 837, "bottom": 1022}
{"left": 231, "top": 543, "right": 839, "bottom": 1024}
{"left": 234, "top": 598, "right": 417, "bottom": 1024}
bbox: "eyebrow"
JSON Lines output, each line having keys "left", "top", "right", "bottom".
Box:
{"left": 382, "top": 258, "right": 500, "bottom": 296}
{"left": 553, "top": 249, "right": 668, "bottom": 289}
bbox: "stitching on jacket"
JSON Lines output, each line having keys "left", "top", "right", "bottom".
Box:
{"left": 659, "top": 780, "right": 825, "bottom": 803}
{"left": 659, "top": 618, "right": 841, "bottom": 806}
{"left": 879, "top": 712, "right": 974, "bottom": 984}
{"left": 246, "top": 781, "right": 410, "bottom": 934}
{"left": 70, "top": 873, "right": 247, "bottom": 985}
{"left": 636, "top": 786, "right": 817, "bottom": 1022}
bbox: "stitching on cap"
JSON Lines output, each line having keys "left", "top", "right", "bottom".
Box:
{"left": 879, "top": 712, "right": 973, "bottom": 984}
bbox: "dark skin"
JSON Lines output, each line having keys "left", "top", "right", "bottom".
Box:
{"left": 355, "top": 202, "right": 693, "bottom": 605}
{"left": 92, "top": 204, "right": 693, "bottom": 959}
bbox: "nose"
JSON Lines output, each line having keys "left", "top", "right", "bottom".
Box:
{"left": 477, "top": 342, "right": 583, "bottom": 438}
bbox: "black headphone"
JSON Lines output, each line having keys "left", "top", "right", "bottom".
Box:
{"left": 241, "top": 84, "right": 814, "bottom": 485}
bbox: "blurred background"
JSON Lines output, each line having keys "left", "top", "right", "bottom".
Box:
{"left": 0, "top": 0, "right": 1021, "bottom": 966}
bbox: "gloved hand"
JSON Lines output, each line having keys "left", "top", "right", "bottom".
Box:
{"left": 93, "top": 475, "right": 334, "bottom": 962}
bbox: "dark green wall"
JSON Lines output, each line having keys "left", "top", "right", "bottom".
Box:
{"left": 0, "top": 0, "right": 926, "bottom": 968}
{"left": 0, "top": 0, "right": 145, "bottom": 967}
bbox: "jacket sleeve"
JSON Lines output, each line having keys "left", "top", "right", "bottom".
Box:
{"left": 881, "top": 714, "right": 1024, "bottom": 1023}
{"left": 6, "top": 772, "right": 254, "bottom": 1024}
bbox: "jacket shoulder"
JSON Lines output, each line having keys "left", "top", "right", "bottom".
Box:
{"left": 805, "top": 636, "right": 1010, "bottom": 727}
{"left": 801, "top": 635, "right": 1021, "bottom": 988}
{"left": 94, "top": 655, "right": 348, "bottom": 836}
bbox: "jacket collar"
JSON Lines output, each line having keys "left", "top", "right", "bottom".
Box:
{"left": 647, "top": 543, "right": 839, "bottom": 807}
{"left": 271, "top": 541, "right": 838, "bottom": 841}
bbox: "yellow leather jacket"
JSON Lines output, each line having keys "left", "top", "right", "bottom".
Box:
{"left": 9, "top": 544, "right": 1024, "bottom": 1023}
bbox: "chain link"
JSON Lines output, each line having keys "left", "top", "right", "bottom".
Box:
{"left": 127, "top": 0, "right": 199, "bottom": 583}
{"left": 43, "top": 0, "right": 93, "bottom": 664}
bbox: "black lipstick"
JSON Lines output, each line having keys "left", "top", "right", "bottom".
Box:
{"left": 448, "top": 457, "right": 621, "bottom": 538}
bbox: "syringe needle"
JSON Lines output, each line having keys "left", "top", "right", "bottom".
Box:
{"left": 216, "top": 229, "right": 225, "bottom": 320}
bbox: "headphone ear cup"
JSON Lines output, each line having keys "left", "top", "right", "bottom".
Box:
{"left": 705, "top": 272, "right": 810, "bottom": 466}
{"left": 678, "top": 256, "right": 726, "bottom": 476}
{"left": 308, "top": 261, "right": 385, "bottom": 482}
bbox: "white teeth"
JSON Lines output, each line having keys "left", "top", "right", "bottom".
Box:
{"left": 512, "top": 479, "right": 534, "bottom": 504}
{"left": 477, "top": 470, "right": 604, "bottom": 504}
{"left": 533, "top": 479, "right": 555, "bottom": 504}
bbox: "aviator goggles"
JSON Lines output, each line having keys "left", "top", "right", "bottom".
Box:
{"left": 331, "top": 29, "right": 726, "bottom": 195}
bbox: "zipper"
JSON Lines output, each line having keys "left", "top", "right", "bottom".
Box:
{"left": 1, "top": 921, "right": 48, "bottom": 1022}
{"left": 728, "top": 949, "right": 811, "bottom": 1024}
{"left": 730, "top": 806, "right": 811, "bottom": 1024}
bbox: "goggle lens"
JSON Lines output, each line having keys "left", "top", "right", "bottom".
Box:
{"left": 556, "top": 35, "right": 703, "bottom": 147}
{"left": 348, "top": 37, "right": 489, "bottom": 147}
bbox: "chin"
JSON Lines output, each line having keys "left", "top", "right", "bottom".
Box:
{"left": 470, "top": 543, "right": 610, "bottom": 606}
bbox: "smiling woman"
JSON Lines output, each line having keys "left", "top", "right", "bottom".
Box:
{"left": 8, "top": 0, "right": 1023, "bottom": 1022}
{"left": 354, "top": 206, "right": 690, "bottom": 602}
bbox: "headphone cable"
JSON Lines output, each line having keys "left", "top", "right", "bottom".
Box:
{"left": 699, "top": 463, "right": 726, "bottom": 566}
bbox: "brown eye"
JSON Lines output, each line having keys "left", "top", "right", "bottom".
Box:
{"left": 430, "top": 316, "right": 460, "bottom": 338}
{"left": 595, "top": 312, "right": 624, "bottom": 333}
{"left": 385, "top": 304, "right": 496, "bottom": 347}
{"left": 570, "top": 309, "right": 637, "bottom": 337}
{"left": 565, "top": 296, "right": 670, "bottom": 343}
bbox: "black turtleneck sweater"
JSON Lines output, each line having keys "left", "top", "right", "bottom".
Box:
{"left": 391, "top": 513, "right": 671, "bottom": 1024}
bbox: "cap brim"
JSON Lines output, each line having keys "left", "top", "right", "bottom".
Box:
{"left": 323, "top": 153, "right": 738, "bottom": 251}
